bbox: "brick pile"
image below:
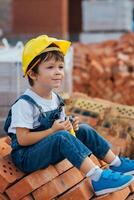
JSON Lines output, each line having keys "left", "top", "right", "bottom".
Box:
{"left": 0, "top": 93, "right": 134, "bottom": 200}
{"left": 65, "top": 92, "right": 134, "bottom": 159}
{"left": 73, "top": 33, "right": 134, "bottom": 106}
{"left": 0, "top": 136, "right": 134, "bottom": 200}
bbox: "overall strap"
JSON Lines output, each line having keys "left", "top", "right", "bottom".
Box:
{"left": 53, "top": 91, "right": 65, "bottom": 107}
{"left": 4, "top": 95, "right": 43, "bottom": 134}
{"left": 11, "top": 92, "right": 64, "bottom": 113}
{"left": 11, "top": 92, "right": 64, "bottom": 115}
{"left": 4, "top": 93, "right": 65, "bottom": 134}
{"left": 19, "top": 95, "right": 43, "bottom": 113}
{"left": 20, "top": 93, "right": 65, "bottom": 113}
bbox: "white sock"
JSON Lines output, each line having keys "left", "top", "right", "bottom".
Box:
{"left": 109, "top": 156, "right": 121, "bottom": 167}
{"left": 86, "top": 166, "right": 103, "bottom": 182}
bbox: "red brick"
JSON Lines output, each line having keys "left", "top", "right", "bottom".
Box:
{"left": 33, "top": 167, "right": 84, "bottom": 200}
{"left": 73, "top": 33, "right": 134, "bottom": 106}
{"left": 21, "top": 195, "right": 34, "bottom": 200}
{"left": 0, "top": 137, "right": 11, "bottom": 146}
{"left": 88, "top": 117, "right": 99, "bottom": 127}
{"left": 0, "top": 193, "right": 9, "bottom": 200}
{"left": 4, "top": 137, "right": 11, "bottom": 146}
{"left": 126, "top": 193, "right": 134, "bottom": 200}
{"left": 12, "top": 0, "right": 68, "bottom": 37}
{"left": 6, "top": 165, "right": 58, "bottom": 200}
{"left": 94, "top": 186, "right": 130, "bottom": 200}
{"left": 0, "top": 155, "right": 24, "bottom": 193}
{"left": 74, "top": 114, "right": 98, "bottom": 127}
{"left": 57, "top": 178, "right": 94, "bottom": 200}
{"left": 129, "top": 181, "right": 134, "bottom": 193}
{"left": 77, "top": 115, "right": 90, "bottom": 125}
{"left": 0, "top": 138, "right": 11, "bottom": 157}
{"left": 54, "top": 159, "right": 73, "bottom": 174}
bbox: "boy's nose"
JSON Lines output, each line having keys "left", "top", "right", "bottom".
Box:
{"left": 55, "top": 69, "right": 62, "bottom": 74}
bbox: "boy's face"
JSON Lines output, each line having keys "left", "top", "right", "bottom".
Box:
{"left": 35, "top": 57, "right": 65, "bottom": 90}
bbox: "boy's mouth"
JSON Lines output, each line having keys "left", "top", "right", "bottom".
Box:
{"left": 52, "top": 79, "right": 62, "bottom": 81}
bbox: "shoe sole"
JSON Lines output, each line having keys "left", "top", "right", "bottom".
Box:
{"left": 95, "top": 176, "right": 134, "bottom": 196}
{"left": 124, "top": 170, "right": 134, "bottom": 175}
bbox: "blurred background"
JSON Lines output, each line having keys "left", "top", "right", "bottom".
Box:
{"left": 0, "top": 0, "right": 134, "bottom": 144}
{"left": 0, "top": 0, "right": 134, "bottom": 42}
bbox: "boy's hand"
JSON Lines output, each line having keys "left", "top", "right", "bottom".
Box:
{"left": 61, "top": 117, "right": 73, "bottom": 131}
{"left": 72, "top": 116, "right": 79, "bottom": 131}
{"left": 51, "top": 118, "right": 72, "bottom": 132}
{"left": 51, "top": 119, "right": 64, "bottom": 132}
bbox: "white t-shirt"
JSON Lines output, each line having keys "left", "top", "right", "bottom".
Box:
{"left": 8, "top": 88, "right": 66, "bottom": 134}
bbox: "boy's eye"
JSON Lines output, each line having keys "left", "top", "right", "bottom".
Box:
{"left": 59, "top": 66, "right": 64, "bottom": 69}
{"left": 47, "top": 66, "right": 54, "bottom": 69}
{"left": 47, "top": 66, "right": 64, "bottom": 69}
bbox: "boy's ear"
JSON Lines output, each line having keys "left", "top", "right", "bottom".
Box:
{"left": 28, "top": 70, "right": 38, "bottom": 80}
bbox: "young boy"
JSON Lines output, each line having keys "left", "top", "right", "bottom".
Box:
{"left": 5, "top": 35, "right": 134, "bottom": 196}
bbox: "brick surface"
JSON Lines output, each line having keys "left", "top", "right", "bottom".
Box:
{"left": 32, "top": 167, "right": 84, "bottom": 200}
{"left": 0, "top": 138, "right": 11, "bottom": 157}
{"left": 129, "top": 181, "right": 134, "bottom": 193}
{"left": 4, "top": 137, "right": 11, "bottom": 146}
{"left": 54, "top": 159, "right": 73, "bottom": 175}
{"left": 0, "top": 193, "right": 9, "bottom": 200}
{"left": 78, "top": 116, "right": 99, "bottom": 128}
{"left": 12, "top": 0, "right": 68, "bottom": 37}
{"left": 126, "top": 193, "right": 134, "bottom": 200}
{"left": 94, "top": 186, "right": 130, "bottom": 200}
{"left": 73, "top": 33, "right": 134, "bottom": 106}
{"left": 6, "top": 165, "right": 58, "bottom": 200}
{"left": 0, "top": 155, "right": 24, "bottom": 193}
{"left": 57, "top": 178, "right": 94, "bottom": 200}
{"left": 69, "top": 93, "right": 134, "bottom": 158}
{"left": 88, "top": 117, "right": 99, "bottom": 127}
{"left": 20, "top": 195, "right": 34, "bottom": 200}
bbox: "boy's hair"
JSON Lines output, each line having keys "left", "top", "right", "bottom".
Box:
{"left": 26, "top": 43, "right": 64, "bottom": 86}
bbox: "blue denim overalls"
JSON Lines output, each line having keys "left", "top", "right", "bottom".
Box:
{"left": 4, "top": 93, "right": 110, "bottom": 173}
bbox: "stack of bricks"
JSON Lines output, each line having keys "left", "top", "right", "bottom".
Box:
{"left": 0, "top": 136, "right": 134, "bottom": 200}
{"left": 64, "top": 92, "right": 134, "bottom": 159}
{"left": 73, "top": 32, "right": 134, "bottom": 106}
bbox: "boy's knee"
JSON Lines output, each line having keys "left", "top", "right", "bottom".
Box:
{"left": 76, "top": 123, "right": 96, "bottom": 138}
{"left": 78, "top": 123, "right": 92, "bottom": 131}
{"left": 55, "top": 130, "right": 71, "bottom": 139}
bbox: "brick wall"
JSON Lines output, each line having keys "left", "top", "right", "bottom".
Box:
{"left": 12, "top": 0, "right": 69, "bottom": 38}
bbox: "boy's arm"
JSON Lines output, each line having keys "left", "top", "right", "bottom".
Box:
{"left": 16, "top": 118, "right": 73, "bottom": 146}
{"left": 16, "top": 127, "right": 54, "bottom": 146}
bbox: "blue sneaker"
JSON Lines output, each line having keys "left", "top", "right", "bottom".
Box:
{"left": 110, "top": 157, "right": 134, "bottom": 175}
{"left": 91, "top": 169, "right": 134, "bottom": 196}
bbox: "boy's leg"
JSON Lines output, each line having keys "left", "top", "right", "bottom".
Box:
{"left": 75, "top": 123, "right": 111, "bottom": 160}
{"left": 11, "top": 129, "right": 134, "bottom": 196}
{"left": 11, "top": 130, "right": 91, "bottom": 173}
{"left": 76, "top": 123, "right": 134, "bottom": 175}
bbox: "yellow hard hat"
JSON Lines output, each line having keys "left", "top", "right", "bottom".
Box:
{"left": 22, "top": 35, "right": 71, "bottom": 76}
